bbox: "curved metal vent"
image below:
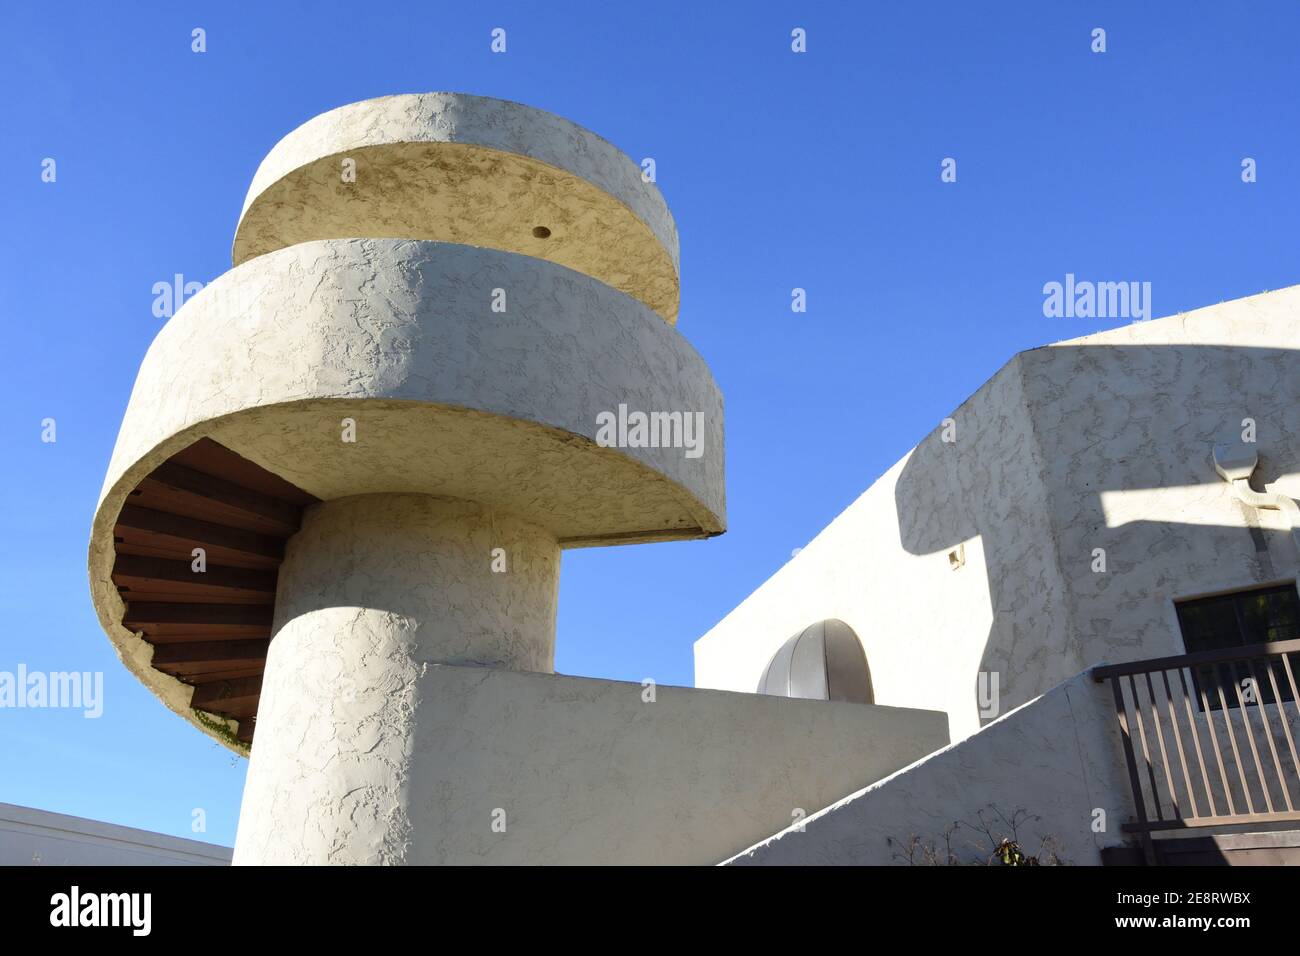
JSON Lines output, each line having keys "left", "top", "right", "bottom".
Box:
{"left": 758, "top": 619, "right": 873, "bottom": 704}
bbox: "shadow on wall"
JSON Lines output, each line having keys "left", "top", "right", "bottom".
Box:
{"left": 895, "top": 343, "right": 1300, "bottom": 734}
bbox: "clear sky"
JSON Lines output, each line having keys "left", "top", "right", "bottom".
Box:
{"left": 2, "top": 1, "right": 1298, "bottom": 849}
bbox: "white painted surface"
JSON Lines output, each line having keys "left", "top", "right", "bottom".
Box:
{"left": 0, "top": 803, "right": 231, "bottom": 866}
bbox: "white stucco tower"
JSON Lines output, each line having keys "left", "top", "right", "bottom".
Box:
{"left": 89, "top": 94, "right": 732, "bottom": 861}
{"left": 93, "top": 94, "right": 952, "bottom": 864}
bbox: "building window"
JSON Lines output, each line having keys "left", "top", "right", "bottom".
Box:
{"left": 1175, "top": 584, "right": 1300, "bottom": 711}
{"left": 757, "top": 619, "right": 874, "bottom": 705}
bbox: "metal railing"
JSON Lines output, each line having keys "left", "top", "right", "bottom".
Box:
{"left": 1093, "top": 639, "right": 1300, "bottom": 860}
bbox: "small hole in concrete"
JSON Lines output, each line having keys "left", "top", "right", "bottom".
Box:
{"left": 532, "top": 226, "right": 552, "bottom": 239}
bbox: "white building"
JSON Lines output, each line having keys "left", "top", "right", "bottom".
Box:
{"left": 699, "top": 289, "right": 1300, "bottom": 865}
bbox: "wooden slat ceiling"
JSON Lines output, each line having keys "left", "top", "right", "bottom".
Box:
{"left": 112, "top": 438, "right": 319, "bottom": 745}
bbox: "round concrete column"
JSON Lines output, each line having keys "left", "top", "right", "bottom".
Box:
{"left": 232, "top": 493, "right": 559, "bottom": 864}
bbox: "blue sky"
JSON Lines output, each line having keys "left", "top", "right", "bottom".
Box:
{"left": 2, "top": 1, "right": 1298, "bottom": 848}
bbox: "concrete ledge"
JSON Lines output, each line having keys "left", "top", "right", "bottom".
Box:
{"left": 97, "top": 240, "right": 721, "bottom": 535}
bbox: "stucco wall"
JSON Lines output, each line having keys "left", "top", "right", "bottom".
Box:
{"left": 238, "top": 664, "right": 947, "bottom": 865}
{"left": 0, "top": 803, "right": 231, "bottom": 866}
{"left": 723, "top": 671, "right": 1130, "bottom": 866}
{"left": 1027, "top": 288, "right": 1300, "bottom": 670}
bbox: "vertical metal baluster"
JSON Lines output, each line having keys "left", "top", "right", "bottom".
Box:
{"left": 1230, "top": 660, "right": 1274, "bottom": 814}
{"left": 1146, "top": 671, "right": 1181, "bottom": 817}
{"left": 1257, "top": 657, "right": 1298, "bottom": 811}
{"left": 1214, "top": 662, "right": 1255, "bottom": 815}
{"left": 1128, "top": 674, "right": 1164, "bottom": 821}
{"left": 1176, "top": 666, "right": 1215, "bottom": 817}
{"left": 1110, "top": 676, "right": 1153, "bottom": 863}
{"left": 1160, "top": 668, "right": 1198, "bottom": 819}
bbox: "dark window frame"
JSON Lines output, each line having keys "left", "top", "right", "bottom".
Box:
{"left": 1174, "top": 583, "right": 1300, "bottom": 712}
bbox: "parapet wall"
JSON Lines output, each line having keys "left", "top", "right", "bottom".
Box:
{"left": 235, "top": 663, "right": 949, "bottom": 865}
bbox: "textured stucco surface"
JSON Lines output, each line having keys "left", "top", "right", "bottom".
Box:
{"left": 697, "top": 286, "right": 1300, "bottom": 745}
{"left": 275, "top": 495, "right": 559, "bottom": 671}
{"left": 90, "top": 237, "right": 723, "bottom": 748}
{"left": 234, "top": 92, "right": 680, "bottom": 322}
{"left": 724, "top": 672, "right": 1130, "bottom": 865}
{"left": 234, "top": 495, "right": 560, "bottom": 864}
{"left": 95, "top": 239, "right": 722, "bottom": 530}
{"left": 1026, "top": 288, "right": 1300, "bottom": 669}
{"left": 235, "top": 662, "right": 948, "bottom": 865}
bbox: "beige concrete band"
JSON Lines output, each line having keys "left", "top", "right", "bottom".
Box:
{"left": 234, "top": 93, "right": 681, "bottom": 322}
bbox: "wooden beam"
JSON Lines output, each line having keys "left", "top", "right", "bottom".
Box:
{"left": 114, "top": 538, "right": 278, "bottom": 572}
{"left": 139, "top": 461, "right": 302, "bottom": 535}
{"left": 151, "top": 640, "right": 269, "bottom": 667}
{"left": 112, "top": 554, "right": 277, "bottom": 601}
{"left": 114, "top": 588, "right": 271, "bottom": 606}
{"left": 138, "top": 623, "right": 270, "bottom": 639}
{"left": 115, "top": 505, "right": 284, "bottom": 562}
{"left": 123, "top": 603, "right": 273, "bottom": 627}
{"left": 192, "top": 676, "right": 262, "bottom": 717}
{"left": 141, "top": 631, "right": 268, "bottom": 645}
{"left": 170, "top": 438, "right": 319, "bottom": 507}
{"left": 166, "top": 664, "right": 266, "bottom": 682}
{"left": 123, "top": 602, "right": 272, "bottom": 639}
{"left": 237, "top": 718, "right": 256, "bottom": 744}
